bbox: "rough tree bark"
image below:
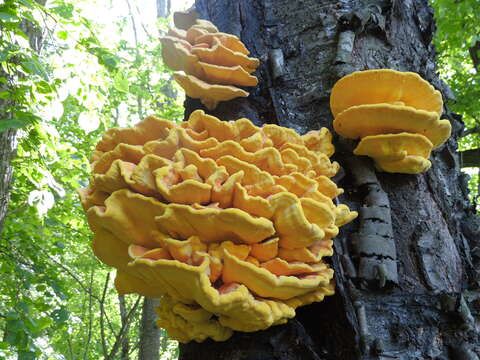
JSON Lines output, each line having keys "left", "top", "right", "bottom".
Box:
{"left": 138, "top": 298, "right": 161, "bottom": 360}
{"left": 179, "top": 0, "right": 480, "bottom": 359}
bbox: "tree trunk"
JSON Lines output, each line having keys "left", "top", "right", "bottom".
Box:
{"left": 461, "top": 148, "right": 480, "bottom": 168}
{"left": 118, "top": 295, "right": 131, "bottom": 360}
{"left": 0, "top": 129, "right": 17, "bottom": 234}
{"left": 156, "top": 0, "right": 170, "bottom": 19}
{"left": 180, "top": 0, "right": 480, "bottom": 359}
{"left": 138, "top": 298, "right": 161, "bottom": 360}
{"left": 0, "top": 0, "right": 46, "bottom": 234}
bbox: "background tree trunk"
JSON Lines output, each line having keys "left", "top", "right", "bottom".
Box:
{"left": 156, "top": 0, "right": 170, "bottom": 20}
{"left": 180, "top": 0, "right": 480, "bottom": 359}
{"left": 461, "top": 149, "right": 480, "bottom": 168}
{"left": 0, "top": 0, "right": 46, "bottom": 234}
{"left": 138, "top": 298, "right": 161, "bottom": 360}
{"left": 118, "top": 295, "right": 131, "bottom": 360}
{"left": 0, "top": 129, "right": 17, "bottom": 234}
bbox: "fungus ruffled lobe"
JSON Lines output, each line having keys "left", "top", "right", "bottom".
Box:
{"left": 160, "top": 13, "right": 260, "bottom": 110}
{"left": 80, "top": 110, "right": 357, "bottom": 342}
{"left": 331, "top": 69, "right": 451, "bottom": 174}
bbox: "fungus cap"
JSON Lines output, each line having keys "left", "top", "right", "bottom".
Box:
{"left": 375, "top": 156, "right": 432, "bottom": 174}
{"left": 333, "top": 103, "right": 451, "bottom": 148}
{"left": 354, "top": 133, "right": 433, "bottom": 161}
{"left": 192, "top": 37, "right": 259, "bottom": 71}
{"left": 174, "top": 72, "right": 249, "bottom": 110}
{"left": 330, "top": 69, "right": 443, "bottom": 117}
{"left": 161, "top": 15, "right": 259, "bottom": 109}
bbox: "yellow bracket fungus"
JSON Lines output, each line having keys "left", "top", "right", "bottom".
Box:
{"left": 331, "top": 69, "right": 451, "bottom": 173}
{"left": 80, "top": 110, "right": 357, "bottom": 343}
{"left": 330, "top": 68, "right": 443, "bottom": 117}
{"left": 160, "top": 13, "right": 260, "bottom": 109}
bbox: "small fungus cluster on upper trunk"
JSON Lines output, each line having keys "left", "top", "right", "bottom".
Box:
{"left": 161, "top": 13, "right": 259, "bottom": 110}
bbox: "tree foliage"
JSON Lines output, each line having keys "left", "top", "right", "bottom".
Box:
{"left": 431, "top": 0, "right": 480, "bottom": 208}
{"left": 0, "top": 0, "right": 181, "bottom": 358}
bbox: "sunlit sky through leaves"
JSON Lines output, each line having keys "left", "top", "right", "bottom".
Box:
{"left": 77, "top": 0, "right": 194, "bottom": 46}
{"left": 48, "top": 0, "right": 193, "bottom": 133}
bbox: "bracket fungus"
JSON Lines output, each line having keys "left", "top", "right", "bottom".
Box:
{"left": 331, "top": 69, "right": 451, "bottom": 174}
{"left": 80, "top": 110, "right": 357, "bottom": 343}
{"left": 160, "top": 13, "right": 260, "bottom": 110}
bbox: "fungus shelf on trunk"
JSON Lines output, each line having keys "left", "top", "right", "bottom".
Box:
{"left": 331, "top": 69, "right": 451, "bottom": 174}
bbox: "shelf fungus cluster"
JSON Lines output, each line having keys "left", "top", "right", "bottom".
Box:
{"left": 79, "top": 110, "right": 357, "bottom": 343}
{"left": 160, "top": 13, "right": 259, "bottom": 110}
{"left": 331, "top": 69, "right": 452, "bottom": 174}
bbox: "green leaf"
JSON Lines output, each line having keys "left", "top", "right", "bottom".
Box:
{"left": 51, "top": 3, "right": 74, "bottom": 19}
{"left": 25, "top": 316, "right": 38, "bottom": 332}
{"left": 18, "top": 351, "right": 36, "bottom": 360}
{"left": 0, "top": 50, "right": 11, "bottom": 62}
{"left": 0, "top": 118, "right": 30, "bottom": 131}
{"left": 51, "top": 308, "right": 69, "bottom": 323}
{"left": 0, "top": 12, "right": 18, "bottom": 22}
{"left": 6, "top": 311, "right": 20, "bottom": 321}
{"left": 4, "top": 331, "right": 19, "bottom": 346}
{"left": 36, "top": 317, "right": 53, "bottom": 331}
{"left": 0, "top": 91, "right": 12, "bottom": 99}
{"left": 35, "top": 80, "right": 53, "bottom": 94}
{"left": 35, "top": 284, "right": 46, "bottom": 291}
{"left": 21, "top": 59, "right": 48, "bottom": 80}
{"left": 57, "top": 30, "right": 68, "bottom": 40}
{"left": 17, "top": 0, "right": 35, "bottom": 8}
{"left": 17, "top": 301, "right": 29, "bottom": 313}
{"left": 54, "top": 241, "right": 65, "bottom": 249}
{"left": 113, "top": 72, "right": 129, "bottom": 92}
{"left": 6, "top": 319, "right": 24, "bottom": 332}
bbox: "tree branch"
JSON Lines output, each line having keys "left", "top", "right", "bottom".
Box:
{"left": 462, "top": 125, "right": 480, "bottom": 138}
{"left": 125, "top": 0, "right": 143, "bottom": 119}
{"left": 100, "top": 272, "right": 111, "bottom": 359}
{"left": 106, "top": 295, "right": 142, "bottom": 360}
{"left": 82, "top": 269, "right": 95, "bottom": 360}
{"left": 118, "top": 295, "right": 130, "bottom": 360}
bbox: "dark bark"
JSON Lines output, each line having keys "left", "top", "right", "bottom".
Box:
{"left": 469, "top": 40, "right": 480, "bottom": 72}
{"left": 461, "top": 148, "right": 480, "bottom": 168}
{"left": 138, "top": 297, "right": 161, "bottom": 360}
{"left": 180, "top": 0, "right": 480, "bottom": 359}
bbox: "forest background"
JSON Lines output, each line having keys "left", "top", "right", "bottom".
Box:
{"left": 0, "top": 0, "right": 478, "bottom": 359}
